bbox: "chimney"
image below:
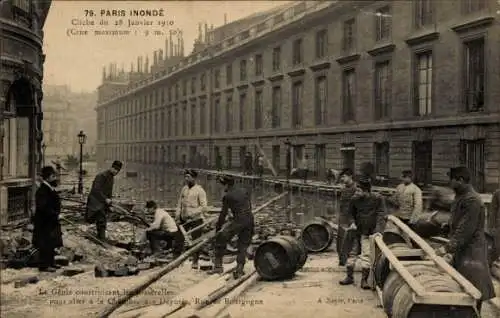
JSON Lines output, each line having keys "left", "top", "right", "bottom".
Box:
{"left": 165, "top": 38, "right": 169, "bottom": 58}
{"left": 204, "top": 23, "right": 208, "bottom": 43}
{"left": 198, "top": 23, "right": 202, "bottom": 41}
{"left": 137, "top": 56, "right": 141, "bottom": 72}
{"left": 102, "top": 67, "right": 106, "bottom": 81}
{"left": 180, "top": 35, "right": 185, "bottom": 56}
{"left": 158, "top": 49, "right": 163, "bottom": 62}
{"left": 177, "top": 35, "right": 181, "bottom": 57}
{"left": 224, "top": 13, "right": 227, "bottom": 25}
{"left": 154, "top": 51, "right": 158, "bottom": 65}
{"left": 145, "top": 56, "right": 149, "bottom": 73}
{"left": 169, "top": 33, "right": 174, "bottom": 57}
{"left": 108, "top": 64, "right": 112, "bottom": 79}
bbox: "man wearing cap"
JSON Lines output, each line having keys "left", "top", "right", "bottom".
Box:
{"left": 86, "top": 160, "right": 122, "bottom": 241}
{"left": 437, "top": 167, "right": 495, "bottom": 312}
{"left": 340, "top": 174, "right": 387, "bottom": 289}
{"left": 33, "top": 166, "right": 63, "bottom": 272}
{"left": 175, "top": 169, "right": 208, "bottom": 269}
{"left": 210, "top": 175, "right": 254, "bottom": 278}
{"left": 336, "top": 168, "right": 361, "bottom": 266}
{"left": 144, "top": 200, "right": 183, "bottom": 257}
{"left": 391, "top": 170, "right": 423, "bottom": 225}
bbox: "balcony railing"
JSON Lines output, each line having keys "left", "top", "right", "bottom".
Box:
{"left": 101, "top": 1, "right": 336, "bottom": 105}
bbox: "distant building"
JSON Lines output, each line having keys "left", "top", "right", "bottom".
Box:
{"left": 96, "top": 0, "right": 500, "bottom": 193}
{"left": 0, "top": 0, "right": 52, "bottom": 223}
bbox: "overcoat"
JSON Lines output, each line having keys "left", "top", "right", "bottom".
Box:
{"left": 32, "top": 182, "right": 63, "bottom": 249}
{"left": 445, "top": 185, "right": 495, "bottom": 301}
{"left": 85, "top": 170, "right": 114, "bottom": 222}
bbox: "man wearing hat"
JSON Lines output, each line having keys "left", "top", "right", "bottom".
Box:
{"left": 210, "top": 175, "right": 254, "bottom": 278}
{"left": 33, "top": 166, "right": 63, "bottom": 272}
{"left": 86, "top": 160, "right": 123, "bottom": 241}
{"left": 437, "top": 166, "right": 495, "bottom": 312}
{"left": 175, "top": 169, "right": 208, "bottom": 269}
{"left": 339, "top": 174, "right": 387, "bottom": 289}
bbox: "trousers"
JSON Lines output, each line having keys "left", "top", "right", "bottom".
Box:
{"left": 95, "top": 210, "right": 107, "bottom": 241}
{"left": 179, "top": 218, "right": 204, "bottom": 263}
{"left": 146, "top": 229, "right": 183, "bottom": 256}
{"left": 38, "top": 244, "right": 56, "bottom": 269}
{"left": 346, "top": 235, "right": 371, "bottom": 269}
{"left": 214, "top": 220, "right": 254, "bottom": 267}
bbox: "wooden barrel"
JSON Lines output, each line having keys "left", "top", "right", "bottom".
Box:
{"left": 391, "top": 274, "right": 474, "bottom": 318}
{"left": 382, "top": 264, "right": 442, "bottom": 316}
{"left": 254, "top": 235, "right": 308, "bottom": 281}
{"left": 300, "top": 217, "right": 337, "bottom": 252}
{"left": 373, "top": 243, "right": 420, "bottom": 288}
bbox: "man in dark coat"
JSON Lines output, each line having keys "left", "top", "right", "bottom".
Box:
{"left": 210, "top": 175, "right": 254, "bottom": 279}
{"left": 437, "top": 167, "right": 495, "bottom": 313}
{"left": 488, "top": 187, "right": 500, "bottom": 262}
{"left": 85, "top": 160, "right": 122, "bottom": 240}
{"left": 33, "top": 166, "right": 63, "bottom": 272}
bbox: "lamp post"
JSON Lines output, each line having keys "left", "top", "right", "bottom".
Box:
{"left": 77, "top": 130, "right": 87, "bottom": 194}
{"left": 41, "top": 143, "right": 46, "bottom": 167}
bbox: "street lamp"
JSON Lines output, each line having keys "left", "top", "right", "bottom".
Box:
{"left": 77, "top": 130, "right": 87, "bottom": 194}
{"left": 41, "top": 143, "right": 46, "bottom": 167}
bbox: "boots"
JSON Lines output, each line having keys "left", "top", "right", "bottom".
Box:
{"left": 233, "top": 264, "right": 245, "bottom": 280}
{"left": 207, "top": 257, "right": 223, "bottom": 275}
{"left": 339, "top": 266, "right": 354, "bottom": 285}
{"left": 360, "top": 268, "right": 371, "bottom": 290}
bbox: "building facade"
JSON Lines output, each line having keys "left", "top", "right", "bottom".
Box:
{"left": 0, "top": 0, "right": 52, "bottom": 223}
{"left": 96, "top": 0, "right": 500, "bottom": 192}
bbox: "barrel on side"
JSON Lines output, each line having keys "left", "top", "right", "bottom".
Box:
{"left": 254, "top": 236, "right": 308, "bottom": 281}
{"left": 300, "top": 217, "right": 337, "bottom": 253}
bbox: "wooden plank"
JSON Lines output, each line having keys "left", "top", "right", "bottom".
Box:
{"left": 397, "top": 260, "right": 436, "bottom": 266}
{"left": 387, "top": 215, "right": 482, "bottom": 300}
{"left": 413, "top": 292, "right": 476, "bottom": 306}
{"left": 391, "top": 249, "right": 425, "bottom": 257}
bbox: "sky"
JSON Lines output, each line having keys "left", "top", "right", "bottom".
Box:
{"left": 42, "top": 1, "right": 290, "bottom": 92}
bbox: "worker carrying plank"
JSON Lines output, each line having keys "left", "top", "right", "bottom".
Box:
{"left": 209, "top": 175, "right": 255, "bottom": 279}
{"left": 175, "top": 169, "right": 208, "bottom": 269}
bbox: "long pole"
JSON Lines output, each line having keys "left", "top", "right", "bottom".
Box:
{"left": 78, "top": 143, "right": 83, "bottom": 194}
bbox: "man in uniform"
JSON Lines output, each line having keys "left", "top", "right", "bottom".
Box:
{"left": 339, "top": 175, "right": 387, "bottom": 289}
{"left": 437, "top": 167, "right": 495, "bottom": 314}
{"left": 336, "top": 168, "right": 361, "bottom": 266}
{"left": 175, "top": 169, "right": 208, "bottom": 269}
{"left": 210, "top": 175, "right": 254, "bottom": 279}
{"left": 33, "top": 166, "right": 63, "bottom": 272}
{"left": 86, "top": 160, "right": 122, "bottom": 241}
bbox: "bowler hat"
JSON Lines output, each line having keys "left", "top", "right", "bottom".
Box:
{"left": 111, "top": 160, "right": 123, "bottom": 170}
{"left": 40, "top": 166, "right": 57, "bottom": 179}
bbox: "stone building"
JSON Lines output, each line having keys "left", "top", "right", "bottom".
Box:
{"left": 0, "top": 0, "right": 52, "bottom": 223}
{"left": 95, "top": 0, "right": 500, "bottom": 192}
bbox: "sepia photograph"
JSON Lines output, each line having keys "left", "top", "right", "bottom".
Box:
{"left": 1, "top": 0, "right": 500, "bottom": 317}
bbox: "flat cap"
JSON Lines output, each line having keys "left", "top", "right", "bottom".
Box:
{"left": 40, "top": 166, "right": 57, "bottom": 179}
{"left": 112, "top": 160, "right": 123, "bottom": 170}
{"left": 217, "top": 174, "right": 234, "bottom": 185}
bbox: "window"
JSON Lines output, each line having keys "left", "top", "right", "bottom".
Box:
{"left": 255, "top": 54, "right": 263, "bottom": 76}
{"left": 239, "top": 146, "right": 247, "bottom": 168}
{"left": 182, "top": 104, "right": 187, "bottom": 136}
{"left": 214, "top": 69, "right": 220, "bottom": 89}
{"left": 271, "top": 86, "right": 281, "bottom": 128}
{"left": 175, "top": 84, "right": 179, "bottom": 100}
{"left": 459, "top": 139, "right": 485, "bottom": 192}
{"left": 226, "top": 96, "right": 233, "bottom": 132}
{"left": 315, "top": 144, "right": 326, "bottom": 178}
{"left": 414, "top": 0, "right": 433, "bottom": 28}
{"left": 414, "top": 52, "right": 433, "bottom": 116}
{"left": 200, "top": 73, "right": 206, "bottom": 91}
{"left": 226, "top": 146, "right": 232, "bottom": 169}
{"left": 174, "top": 108, "right": 179, "bottom": 136}
{"left": 213, "top": 99, "right": 220, "bottom": 133}
{"left": 254, "top": 90, "right": 263, "bottom": 129}
{"left": 315, "top": 76, "right": 327, "bottom": 125}
{"left": 463, "top": 38, "right": 485, "bottom": 112}
{"left": 374, "top": 142, "right": 390, "bottom": 177}
{"left": 412, "top": 141, "right": 432, "bottom": 186}
{"left": 191, "top": 77, "right": 196, "bottom": 94}
{"left": 161, "top": 111, "right": 165, "bottom": 138}
{"left": 240, "top": 60, "right": 247, "bottom": 81}
{"left": 342, "top": 69, "right": 356, "bottom": 122}
{"left": 462, "top": 0, "right": 487, "bottom": 14}
{"left": 292, "top": 39, "right": 303, "bottom": 65}
{"left": 342, "top": 19, "right": 355, "bottom": 52}
{"left": 291, "top": 82, "right": 303, "bottom": 127}
{"left": 272, "top": 47, "right": 281, "bottom": 71}
{"left": 226, "top": 64, "right": 232, "bottom": 85}
{"left": 375, "top": 6, "right": 391, "bottom": 41}
{"left": 315, "top": 29, "right": 327, "bottom": 59}
{"left": 341, "top": 143, "right": 355, "bottom": 173}
{"left": 199, "top": 100, "right": 206, "bottom": 134}
{"left": 374, "top": 61, "right": 391, "bottom": 120}
{"left": 182, "top": 80, "right": 187, "bottom": 96}
{"left": 239, "top": 93, "right": 246, "bottom": 131}
{"left": 272, "top": 145, "right": 280, "bottom": 173}
{"left": 191, "top": 103, "right": 196, "bottom": 135}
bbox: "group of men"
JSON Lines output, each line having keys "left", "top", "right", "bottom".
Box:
{"left": 335, "top": 165, "right": 496, "bottom": 313}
